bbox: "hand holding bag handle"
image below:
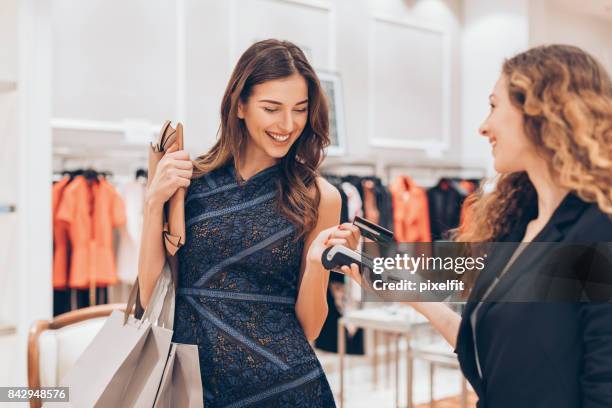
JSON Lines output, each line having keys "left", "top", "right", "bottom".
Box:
{"left": 130, "top": 120, "right": 187, "bottom": 321}
{"left": 149, "top": 120, "right": 187, "bottom": 258}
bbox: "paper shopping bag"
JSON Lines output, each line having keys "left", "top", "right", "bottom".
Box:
{"left": 44, "top": 310, "right": 151, "bottom": 407}
{"left": 154, "top": 343, "right": 203, "bottom": 408}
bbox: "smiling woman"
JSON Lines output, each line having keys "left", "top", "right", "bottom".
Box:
{"left": 192, "top": 39, "right": 331, "bottom": 238}
{"left": 138, "top": 39, "right": 360, "bottom": 408}
{"left": 237, "top": 73, "right": 310, "bottom": 165}
{"left": 400, "top": 45, "right": 612, "bottom": 408}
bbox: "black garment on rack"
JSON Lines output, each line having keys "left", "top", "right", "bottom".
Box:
{"left": 53, "top": 289, "right": 71, "bottom": 316}
{"left": 427, "top": 179, "right": 468, "bottom": 241}
{"left": 361, "top": 176, "right": 394, "bottom": 231}
{"left": 324, "top": 177, "right": 348, "bottom": 289}
{"left": 314, "top": 283, "right": 365, "bottom": 354}
{"left": 316, "top": 175, "right": 365, "bottom": 355}
{"left": 53, "top": 288, "right": 109, "bottom": 315}
{"left": 322, "top": 174, "right": 347, "bottom": 229}
{"left": 76, "top": 287, "right": 108, "bottom": 309}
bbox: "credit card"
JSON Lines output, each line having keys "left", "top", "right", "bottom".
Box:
{"left": 353, "top": 216, "right": 394, "bottom": 243}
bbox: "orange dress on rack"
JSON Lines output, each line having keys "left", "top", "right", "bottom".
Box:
{"left": 390, "top": 175, "right": 431, "bottom": 242}
{"left": 56, "top": 176, "right": 127, "bottom": 289}
{"left": 52, "top": 176, "right": 71, "bottom": 289}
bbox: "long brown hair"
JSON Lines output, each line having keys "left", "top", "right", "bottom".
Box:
{"left": 454, "top": 44, "right": 612, "bottom": 242}
{"left": 192, "top": 39, "right": 330, "bottom": 238}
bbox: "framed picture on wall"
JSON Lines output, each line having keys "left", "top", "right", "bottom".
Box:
{"left": 318, "top": 71, "right": 346, "bottom": 156}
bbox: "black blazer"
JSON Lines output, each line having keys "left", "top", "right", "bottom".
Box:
{"left": 455, "top": 193, "right": 612, "bottom": 408}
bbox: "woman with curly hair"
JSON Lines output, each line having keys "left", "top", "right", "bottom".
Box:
{"left": 139, "top": 39, "right": 359, "bottom": 407}
{"left": 342, "top": 45, "right": 612, "bottom": 407}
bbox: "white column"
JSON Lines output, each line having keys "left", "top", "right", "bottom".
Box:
{"left": 0, "top": 0, "right": 19, "bottom": 331}
{"left": 15, "top": 0, "right": 53, "bottom": 385}
{"left": 460, "top": 0, "right": 530, "bottom": 176}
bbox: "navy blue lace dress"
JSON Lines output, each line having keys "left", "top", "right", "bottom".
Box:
{"left": 172, "top": 162, "right": 336, "bottom": 408}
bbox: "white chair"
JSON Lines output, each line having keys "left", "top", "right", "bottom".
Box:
{"left": 27, "top": 303, "right": 126, "bottom": 408}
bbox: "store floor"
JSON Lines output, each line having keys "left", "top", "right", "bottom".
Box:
{"left": 0, "top": 333, "right": 474, "bottom": 407}
{"left": 317, "top": 349, "right": 475, "bottom": 407}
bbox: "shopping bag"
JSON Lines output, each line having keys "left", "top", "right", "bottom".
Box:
{"left": 122, "top": 264, "right": 202, "bottom": 408}
{"left": 150, "top": 266, "right": 203, "bottom": 407}
{"left": 153, "top": 343, "right": 203, "bottom": 408}
{"left": 119, "top": 324, "right": 174, "bottom": 407}
{"left": 43, "top": 310, "right": 151, "bottom": 407}
{"left": 120, "top": 264, "right": 176, "bottom": 407}
{"left": 45, "top": 265, "right": 175, "bottom": 408}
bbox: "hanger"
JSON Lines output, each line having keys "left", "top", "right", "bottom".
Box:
{"left": 135, "top": 168, "right": 148, "bottom": 180}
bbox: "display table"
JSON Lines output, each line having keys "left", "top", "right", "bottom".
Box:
{"left": 337, "top": 306, "right": 429, "bottom": 408}
{"left": 410, "top": 341, "right": 469, "bottom": 408}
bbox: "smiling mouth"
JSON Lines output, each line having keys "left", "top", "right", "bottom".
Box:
{"left": 266, "top": 131, "right": 291, "bottom": 143}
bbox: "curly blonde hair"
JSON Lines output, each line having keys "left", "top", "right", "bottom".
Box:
{"left": 454, "top": 44, "right": 612, "bottom": 243}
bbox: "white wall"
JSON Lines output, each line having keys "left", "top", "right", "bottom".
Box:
{"left": 190, "top": 0, "right": 464, "bottom": 169}
{"left": 14, "top": 0, "right": 54, "bottom": 386}
{"left": 50, "top": 0, "right": 466, "bottom": 182}
{"left": 0, "top": 0, "right": 20, "bottom": 391}
{"left": 188, "top": 0, "right": 464, "bottom": 169}
{"left": 460, "top": 0, "right": 530, "bottom": 176}
{"left": 529, "top": 0, "right": 612, "bottom": 74}
{"left": 50, "top": 0, "right": 611, "bottom": 177}
{"left": 0, "top": 0, "right": 19, "bottom": 320}
{"left": 0, "top": 91, "right": 18, "bottom": 327}
{"left": 0, "top": 0, "right": 19, "bottom": 335}
{"left": 51, "top": 0, "right": 179, "bottom": 123}
{"left": 0, "top": 0, "right": 18, "bottom": 83}
{"left": 364, "top": 0, "right": 462, "bottom": 157}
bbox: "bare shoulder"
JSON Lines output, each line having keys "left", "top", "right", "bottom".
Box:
{"left": 312, "top": 176, "right": 341, "bottom": 210}
{"left": 301, "top": 177, "right": 342, "bottom": 241}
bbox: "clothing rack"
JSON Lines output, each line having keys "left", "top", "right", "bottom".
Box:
{"left": 52, "top": 168, "right": 113, "bottom": 182}
{"left": 320, "top": 159, "right": 381, "bottom": 178}
{"left": 321, "top": 159, "right": 487, "bottom": 186}
{"left": 52, "top": 163, "right": 146, "bottom": 311}
{"left": 385, "top": 163, "right": 487, "bottom": 186}
{"left": 53, "top": 146, "right": 148, "bottom": 180}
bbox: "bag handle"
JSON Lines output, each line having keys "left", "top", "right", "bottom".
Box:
{"left": 125, "top": 264, "right": 175, "bottom": 329}
{"left": 141, "top": 263, "right": 175, "bottom": 328}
